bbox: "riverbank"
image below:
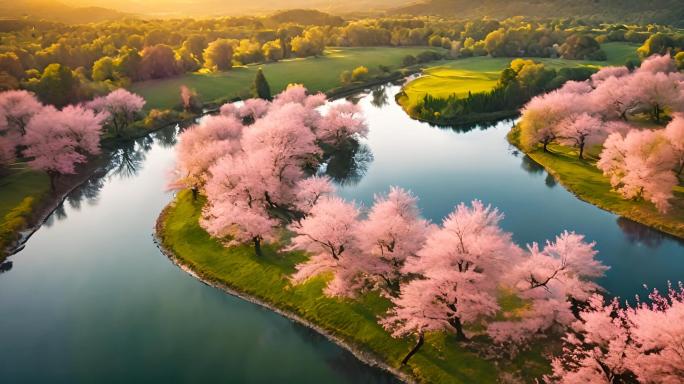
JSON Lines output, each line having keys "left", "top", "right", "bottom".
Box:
{"left": 156, "top": 190, "right": 550, "bottom": 383}
{"left": 508, "top": 127, "right": 684, "bottom": 240}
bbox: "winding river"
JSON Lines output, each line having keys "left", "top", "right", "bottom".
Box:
{"left": 1, "top": 83, "right": 683, "bottom": 382}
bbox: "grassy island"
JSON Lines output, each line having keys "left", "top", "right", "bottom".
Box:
{"left": 508, "top": 127, "right": 684, "bottom": 240}
{"left": 157, "top": 190, "right": 550, "bottom": 384}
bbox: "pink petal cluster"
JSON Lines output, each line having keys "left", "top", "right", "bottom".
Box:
{"left": 86, "top": 89, "right": 145, "bottom": 135}
{"left": 548, "top": 283, "right": 684, "bottom": 384}
{"left": 190, "top": 85, "right": 367, "bottom": 256}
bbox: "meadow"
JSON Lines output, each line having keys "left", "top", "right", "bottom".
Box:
{"left": 158, "top": 190, "right": 550, "bottom": 384}
{"left": 401, "top": 42, "right": 640, "bottom": 106}
{"left": 130, "top": 47, "right": 445, "bottom": 110}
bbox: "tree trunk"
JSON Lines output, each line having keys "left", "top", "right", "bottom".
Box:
{"left": 49, "top": 171, "right": 57, "bottom": 192}
{"left": 401, "top": 332, "right": 424, "bottom": 366}
{"left": 677, "top": 161, "right": 684, "bottom": 176}
{"left": 543, "top": 141, "right": 549, "bottom": 152}
{"left": 253, "top": 237, "right": 263, "bottom": 257}
{"left": 578, "top": 143, "right": 585, "bottom": 160}
{"left": 191, "top": 187, "right": 198, "bottom": 200}
{"left": 451, "top": 317, "right": 468, "bottom": 341}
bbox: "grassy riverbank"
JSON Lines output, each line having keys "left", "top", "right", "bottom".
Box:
{"left": 399, "top": 42, "right": 639, "bottom": 108}
{"left": 157, "top": 190, "right": 551, "bottom": 383}
{"left": 131, "top": 47, "right": 445, "bottom": 110}
{"left": 508, "top": 128, "right": 684, "bottom": 240}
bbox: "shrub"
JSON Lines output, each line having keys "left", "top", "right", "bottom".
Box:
{"left": 351, "top": 66, "right": 369, "bottom": 82}
{"left": 0, "top": 197, "right": 35, "bottom": 258}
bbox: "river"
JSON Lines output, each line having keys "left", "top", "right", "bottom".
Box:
{"left": 1, "top": 83, "right": 682, "bottom": 382}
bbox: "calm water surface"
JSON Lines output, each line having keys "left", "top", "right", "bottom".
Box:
{"left": 0, "top": 83, "right": 682, "bottom": 382}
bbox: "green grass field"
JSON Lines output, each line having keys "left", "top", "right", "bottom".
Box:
{"left": 402, "top": 42, "right": 640, "bottom": 105}
{"left": 130, "top": 47, "right": 445, "bottom": 110}
{"left": 0, "top": 167, "right": 48, "bottom": 221}
{"left": 508, "top": 129, "right": 684, "bottom": 239}
{"left": 159, "top": 191, "right": 550, "bottom": 384}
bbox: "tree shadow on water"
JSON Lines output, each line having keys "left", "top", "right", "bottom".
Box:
{"left": 616, "top": 217, "right": 674, "bottom": 249}
{"left": 320, "top": 139, "right": 374, "bottom": 187}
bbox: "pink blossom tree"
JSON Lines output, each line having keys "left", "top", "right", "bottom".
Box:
{"left": 488, "top": 231, "right": 608, "bottom": 345}
{"left": 598, "top": 129, "right": 678, "bottom": 213}
{"left": 23, "top": 106, "right": 105, "bottom": 190}
{"left": 317, "top": 102, "right": 368, "bottom": 147}
{"left": 519, "top": 90, "right": 589, "bottom": 152}
{"left": 629, "top": 70, "right": 684, "bottom": 124}
{"left": 87, "top": 89, "right": 145, "bottom": 137}
{"left": 591, "top": 76, "right": 641, "bottom": 121}
{"left": 638, "top": 53, "right": 677, "bottom": 74}
{"left": 382, "top": 201, "right": 521, "bottom": 365}
{"left": 590, "top": 66, "right": 630, "bottom": 85}
{"left": 664, "top": 115, "right": 684, "bottom": 175}
{"left": 201, "top": 200, "right": 277, "bottom": 257}
{"left": 0, "top": 90, "right": 43, "bottom": 136}
{"left": 548, "top": 283, "right": 684, "bottom": 384}
{"left": 356, "top": 187, "right": 430, "bottom": 296}
{"left": 293, "top": 175, "right": 335, "bottom": 214}
{"left": 546, "top": 294, "right": 634, "bottom": 384}
{"left": 238, "top": 98, "right": 270, "bottom": 124}
{"left": 288, "top": 196, "right": 363, "bottom": 296}
{"left": 170, "top": 114, "right": 243, "bottom": 197}
{"left": 558, "top": 113, "right": 605, "bottom": 159}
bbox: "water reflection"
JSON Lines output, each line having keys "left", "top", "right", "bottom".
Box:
{"left": 617, "top": 217, "right": 673, "bottom": 249}
{"left": 370, "top": 87, "right": 389, "bottom": 108}
{"left": 0, "top": 261, "right": 12, "bottom": 274}
{"left": 545, "top": 173, "right": 557, "bottom": 188}
{"left": 110, "top": 140, "right": 148, "bottom": 179}
{"left": 321, "top": 139, "right": 374, "bottom": 187}
{"left": 520, "top": 155, "right": 545, "bottom": 175}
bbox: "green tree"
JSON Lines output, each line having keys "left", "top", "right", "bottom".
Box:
{"left": 92, "top": 56, "right": 115, "bottom": 81}
{"left": 251, "top": 68, "right": 271, "bottom": 100}
{"left": 203, "top": 39, "right": 235, "bottom": 71}
{"left": 351, "top": 66, "right": 369, "bottom": 82}
{"left": 25, "top": 63, "right": 80, "bottom": 107}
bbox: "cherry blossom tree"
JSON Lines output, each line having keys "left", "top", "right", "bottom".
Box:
{"left": 288, "top": 196, "right": 363, "bottom": 297}
{"left": 238, "top": 98, "right": 270, "bottom": 124}
{"left": 664, "top": 115, "right": 684, "bottom": 175}
{"left": 23, "top": 106, "right": 105, "bottom": 190}
{"left": 201, "top": 200, "right": 276, "bottom": 257}
{"left": 558, "top": 113, "right": 605, "bottom": 159}
{"left": 170, "top": 114, "right": 243, "bottom": 197}
{"left": 488, "top": 231, "right": 608, "bottom": 345}
{"left": 598, "top": 129, "right": 678, "bottom": 213}
{"left": 546, "top": 294, "right": 634, "bottom": 384}
{"left": 548, "top": 283, "right": 684, "bottom": 384}
{"left": 638, "top": 53, "right": 677, "bottom": 74}
{"left": 519, "top": 90, "right": 589, "bottom": 152}
{"left": 0, "top": 90, "right": 43, "bottom": 136}
{"left": 382, "top": 201, "right": 521, "bottom": 365}
{"left": 293, "top": 175, "right": 335, "bottom": 215}
{"left": 590, "top": 66, "right": 630, "bottom": 85}
{"left": 625, "top": 283, "right": 684, "bottom": 383}
{"left": 317, "top": 102, "right": 368, "bottom": 147}
{"left": 356, "top": 187, "right": 430, "bottom": 296}
{"left": 87, "top": 89, "right": 145, "bottom": 136}
{"left": 591, "top": 76, "right": 641, "bottom": 121}
{"left": 629, "top": 70, "right": 684, "bottom": 124}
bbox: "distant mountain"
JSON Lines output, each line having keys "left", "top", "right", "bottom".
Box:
{"left": 391, "top": 0, "right": 684, "bottom": 27}
{"left": 59, "top": 0, "right": 413, "bottom": 18}
{"left": 0, "top": 0, "right": 131, "bottom": 24}
{"left": 268, "top": 9, "right": 345, "bottom": 26}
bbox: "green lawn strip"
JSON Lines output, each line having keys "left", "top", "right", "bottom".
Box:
{"left": 0, "top": 166, "right": 50, "bottom": 259}
{"left": 131, "top": 47, "right": 445, "bottom": 111}
{"left": 509, "top": 129, "right": 684, "bottom": 239}
{"left": 159, "top": 190, "right": 553, "bottom": 383}
{"left": 400, "top": 42, "right": 640, "bottom": 107}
